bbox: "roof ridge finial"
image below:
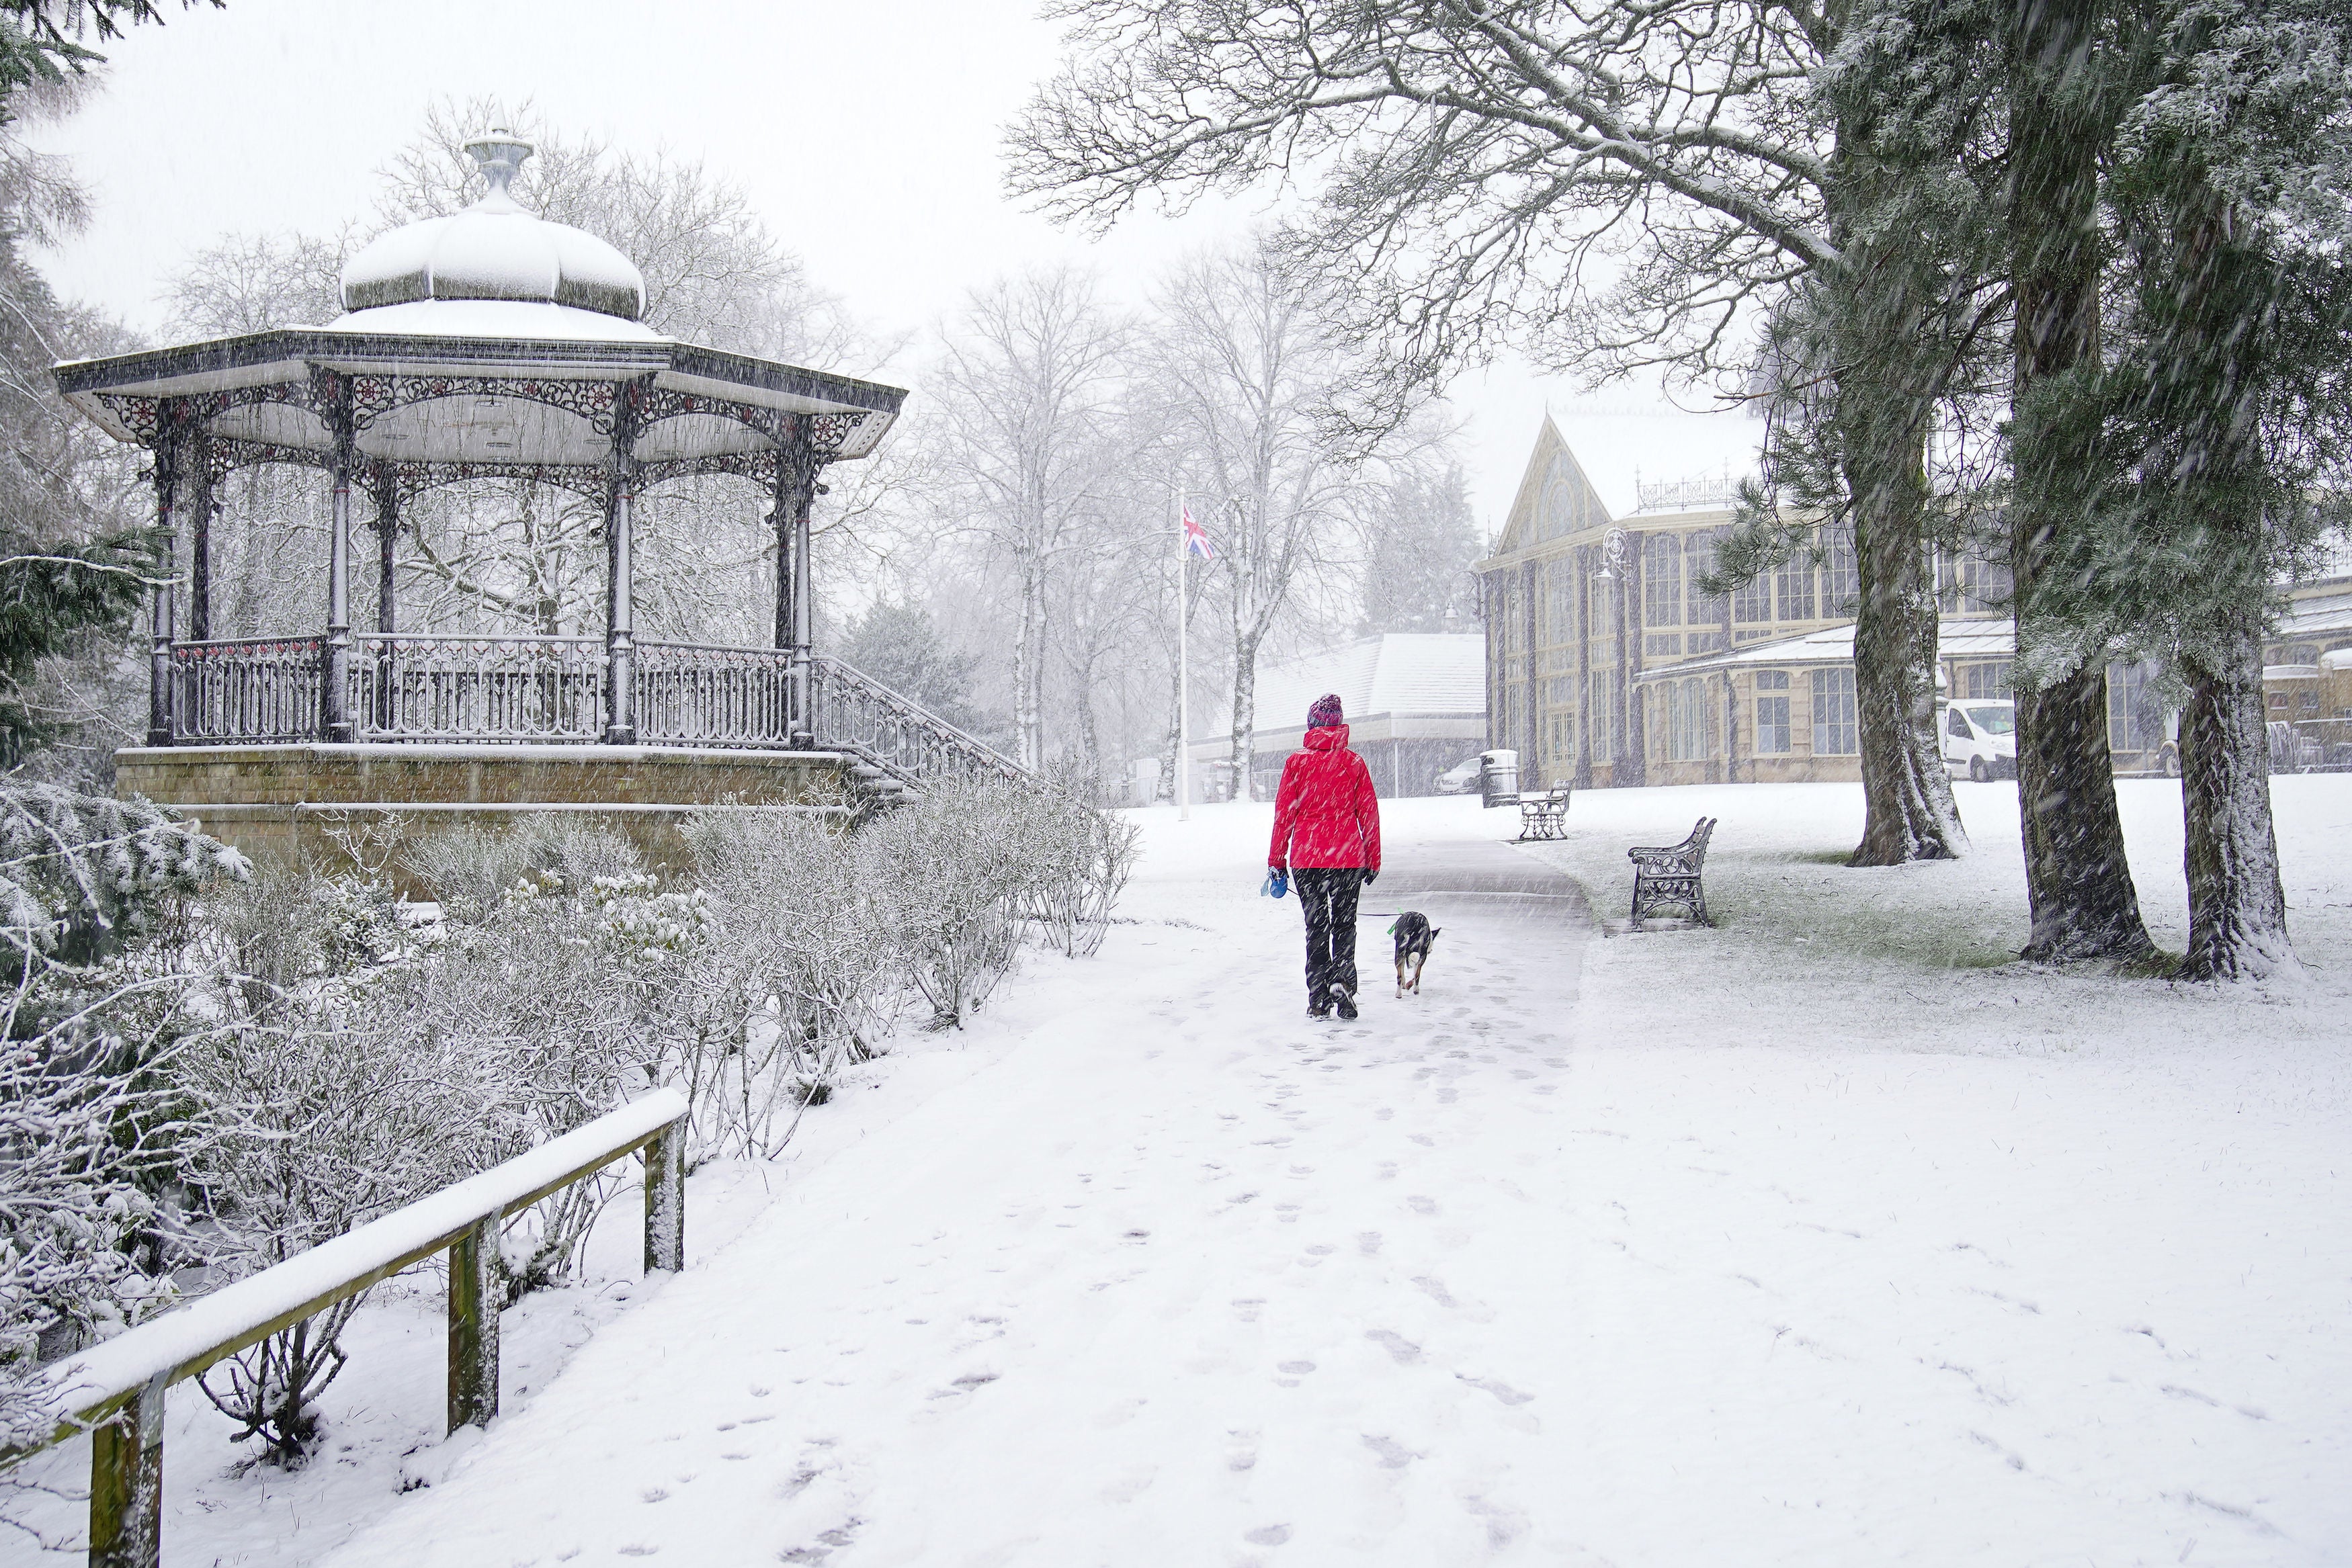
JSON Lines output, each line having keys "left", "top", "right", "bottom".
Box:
{"left": 462, "top": 128, "right": 534, "bottom": 211}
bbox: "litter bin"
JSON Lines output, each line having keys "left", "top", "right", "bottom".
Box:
{"left": 1479, "top": 748, "right": 1520, "bottom": 809}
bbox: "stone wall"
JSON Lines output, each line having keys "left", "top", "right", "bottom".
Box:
{"left": 114, "top": 744, "right": 858, "bottom": 888}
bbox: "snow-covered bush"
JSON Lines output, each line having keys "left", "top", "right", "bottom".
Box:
{"left": 681, "top": 810, "right": 899, "bottom": 1156}
{"left": 1017, "top": 790, "right": 1140, "bottom": 959}
{"left": 397, "top": 864, "right": 683, "bottom": 1301}
{"left": 0, "top": 784, "right": 247, "bottom": 975}
{"left": 0, "top": 1027, "right": 184, "bottom": 1452}
{"left": 400, "top": 814, "right": 642, "bottom": 923}
{"left": 862, "top": 781, "right": 1033, "bottom": 1029}
{"left": 179, "top": 1006, "right": 514, "bottom": 1463}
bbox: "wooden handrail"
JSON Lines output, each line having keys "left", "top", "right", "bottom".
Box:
{"left": 5, "top": 1087, "right": 689, "bottom": 1568}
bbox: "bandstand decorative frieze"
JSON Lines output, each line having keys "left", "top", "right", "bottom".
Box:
{"left": 638, "top": 385, "right": 788, "bottom": 444}
{"left": 348, "top": 371, "right": 624, "bottom": 437}
{"left": 377, "top": 457, "right": 613, "bottom": 507}
{"left": 209, "top": 434, "right": 326, "bottom": 482}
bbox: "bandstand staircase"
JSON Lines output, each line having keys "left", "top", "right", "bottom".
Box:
{"left": 809, "top": 654, "right": 1025, "bottom": 808}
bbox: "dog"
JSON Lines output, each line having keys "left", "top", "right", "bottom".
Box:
{"left": 1389, "top": 912, "right": 1441, "bottom": 998}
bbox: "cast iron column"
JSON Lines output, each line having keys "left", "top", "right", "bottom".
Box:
{"left": 776, "top": 419, "right": 821, "bottom": 746}
{"left": 604, "top": 380, "right": 645, "bottom": 746}
{"left": 144, "top": 413, "right": 181, "bottom": 746}
{"left": 188, "top": 427, "right": 212, "bottom": 643}
{"left": 321, "top": 375, "right": 355, "bottom": 744}
{"left": 371, "top": 464, "right": 400, "bottom": 734}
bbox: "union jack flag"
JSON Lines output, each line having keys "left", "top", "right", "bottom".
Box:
{"left": 1181, "top": 507, "right": 1218, "bottom": 560}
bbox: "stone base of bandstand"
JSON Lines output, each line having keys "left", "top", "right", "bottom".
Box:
{"left": 115, "top": 744, "right": 857, "bottom": 892}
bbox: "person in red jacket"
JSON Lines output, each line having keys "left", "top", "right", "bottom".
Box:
{"left": 1267, "top": 692, "right": 1382, "bottom": 1019}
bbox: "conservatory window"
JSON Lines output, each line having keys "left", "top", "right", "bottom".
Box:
{"left": 1812, "top": 668, "right": 1858, "bottom": 755}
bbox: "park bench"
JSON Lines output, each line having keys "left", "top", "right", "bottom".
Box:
{"left": 1628, "top": 816, "right": 1716, "bottom": 930}
{"left": 1515, "top": 783, "right": 1574, "bottom": 842}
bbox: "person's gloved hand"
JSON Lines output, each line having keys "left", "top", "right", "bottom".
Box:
{"left": 1363, "top": 868, "right": 1379, "bottom": 887}
{"left": 1261, "top": 869, "right": 1288, "bottom": 899}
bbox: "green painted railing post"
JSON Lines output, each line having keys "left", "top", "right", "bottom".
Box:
{"left": 644, "top": 1125, "right": 684, "bottom": 1274}
{"left": 89, "top": 1371, "right": 165, "bottom": 1568}
{"left": 446, "top": 1215, "right": 500, "bottom": 1434}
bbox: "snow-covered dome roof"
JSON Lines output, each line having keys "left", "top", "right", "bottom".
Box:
{"left": 338, "top": 132, "right": 647, "bottom": 324}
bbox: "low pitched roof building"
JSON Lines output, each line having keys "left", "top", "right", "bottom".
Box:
{"left": 1185, "top": 632, "right": 1486, "bottom": 798}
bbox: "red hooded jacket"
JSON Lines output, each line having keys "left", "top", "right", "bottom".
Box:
{"left": 1268, "top": 724, "right": 1382, "bottom": 871}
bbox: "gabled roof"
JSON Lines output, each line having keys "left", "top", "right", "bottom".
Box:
{"left": 1490, "top": 414, "right": 1613, "bottom": 559}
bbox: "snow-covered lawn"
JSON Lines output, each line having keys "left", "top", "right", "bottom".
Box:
{"left": 11, "top": 781, "right": 2349, "bottom": 1565}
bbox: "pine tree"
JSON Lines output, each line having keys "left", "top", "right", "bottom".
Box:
{"left": 2064, "top": 0, "right": 2352, "bottom": 979}
{"left": 839, "top": 599, "right": 989, "bottom": 737}
{"left": 1360, "top": 466, "right": 1480, "bottom": 635}
{"left": 0, "top": 81, "right": 163, "bottom": 768}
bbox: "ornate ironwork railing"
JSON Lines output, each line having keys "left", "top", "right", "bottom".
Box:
{"left": 634, "top": 640, "right": 794, "bottom": 748}
{"left": 810, "top": 652, "right": 1027, "bottom": 790}
{"left": 154, "top": 635, "right": 1030, "bottom": 797}
{"left": 351, "top": 634, "right": 607, "bottom": 743}
{"left": 171, "top": 637, "right": 324, "bottom": 744}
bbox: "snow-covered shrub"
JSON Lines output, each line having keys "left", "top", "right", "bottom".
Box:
{"left": 0, "top": 1027, "right": 185, "bottom": 1452}
{"left": 178, "top": 1006, "right": 513, "bottom": 1464}
{"left": 400, "top": 814, "right": 642, "bottom": 922}
{"left": 208, "top": 861, "right": 409, "bottom": 1009}
{"left": 1016, "top": 790, "right": 1140, "bottom": 959}
{"left": 397, "top": 867, "right": 683, "bottom": 1301}
{"left": 680, "top": 810, "right": 899, "bottom": 1156}
{"left": 862, "top": 780, "right": 1035, "bottom": 1028}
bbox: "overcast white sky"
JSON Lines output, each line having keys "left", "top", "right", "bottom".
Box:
{"left": 28, "top": 0, "right": 1761, "bottom": 531}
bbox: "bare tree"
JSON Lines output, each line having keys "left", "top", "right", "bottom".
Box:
{"left": 162, "top": 230, "right": 348, "bottom": 338}
{"left": 374, "top": 97, "right": 857, "bottom": 361}
{"left": 1140, "top": 243, "right": 1382, "bottom": 797}
{"left": 929, "top": 269, "right": 1129, "bottom": 770}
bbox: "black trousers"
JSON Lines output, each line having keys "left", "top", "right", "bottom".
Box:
{"left": 1294, "top": 867, "right": 1363, "bottom": 1004}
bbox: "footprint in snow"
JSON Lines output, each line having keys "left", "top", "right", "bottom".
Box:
{"left": 1361, "top": 1434, "right": 1419, "bottom": 1469}
{"left": 1244, "top": 1524, "right": 1292, "bottom": 1546}
{"left": 1456, "top": 1372, "right": 1535, "bottom": 1406}
{"left": 1406, "top": 1195, "right": 1438, "bottom": 1215}
{"left": 1366, "top": 1329, "right": 1422, "bottom": 1364}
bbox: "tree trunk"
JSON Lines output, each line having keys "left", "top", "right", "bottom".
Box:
{"left": 1841, "top": 402, "right": 1967, "bottom": 865}
{"left": 1073, "top": 652, "right": 1103, "bottom": 802}
{"left": 2160, "top": 192, "right": 2299, "bottom": 981}
{"left": 2007, "top": 0, "right": 2155, "bottom": 961}
{"left": 2177, "top": 623, "right": 2297, "bottom": 980}
{"left": 1230, "top": 636, "right": 1258, "bottom": 802}
{"left": 1157, "top": 637, "right": 1184, "bottom": 803}
{"left": 1015, "top": 555, "right": 1046, "bottom": 770}
{"left": 1819, "top": 20, "right": 1969, "bottom": 867}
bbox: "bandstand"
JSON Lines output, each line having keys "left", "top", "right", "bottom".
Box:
{"left": 56, "top": 133, "right": 1015, "bottom": 869}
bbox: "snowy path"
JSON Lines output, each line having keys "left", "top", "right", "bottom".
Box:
{"left": 312, "top": 797, "right": 2348, "bottom": 1567}
{"left": 318, "top": 811, "right": 1595, "bottom": 1565}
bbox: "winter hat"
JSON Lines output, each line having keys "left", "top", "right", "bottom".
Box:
{"left": 1307, "top": 693, "right": 1345, "bottom": 729}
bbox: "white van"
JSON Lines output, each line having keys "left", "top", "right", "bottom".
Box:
{"left": 1941, "top": 699, "right": 2017, "bottom": 781}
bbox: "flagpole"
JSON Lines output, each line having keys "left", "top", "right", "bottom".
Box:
{"left": 1177, "top": 484, "right": 1191, "bottom": 822}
